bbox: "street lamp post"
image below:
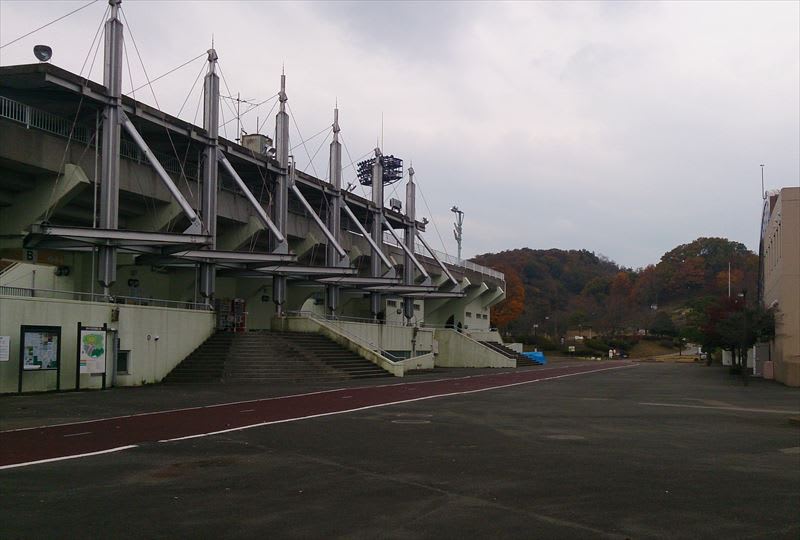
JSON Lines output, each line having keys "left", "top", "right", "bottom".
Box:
{"left": 451, "top": 205, "right": 464, "bottom": 262}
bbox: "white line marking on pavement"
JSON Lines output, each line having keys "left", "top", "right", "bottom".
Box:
{"left": 159, "top": 364, "right": 635, "bottom": 443}
{"left": 239, "top": 409, "right": 255, "bottom": 413}
{"left": 639, "top": 402, "right": 800, "bottom": 415}
{"left": 63, "top": 431, "right": 92, "bottom": 438}
{"left": 0, "top": 445, "right": 138, "bottom": 471}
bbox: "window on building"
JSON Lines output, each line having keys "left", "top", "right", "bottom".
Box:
{"left": 117, "top": 350, "right": 131, "bottom": 374}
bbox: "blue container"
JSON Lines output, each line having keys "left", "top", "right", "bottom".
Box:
{"left": 522, "top": 351, "right": 546, "bottom": 365}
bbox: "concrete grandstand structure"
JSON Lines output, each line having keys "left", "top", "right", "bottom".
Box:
{"left": 0, "top": 1, "right": 514, "bottom": 393}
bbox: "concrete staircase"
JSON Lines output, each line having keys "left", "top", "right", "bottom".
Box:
{"left": 478, "top": 341, "right": 541, "bottom": 366}
{"left": 164, "top": 330, "right": 393, "bottom": 384}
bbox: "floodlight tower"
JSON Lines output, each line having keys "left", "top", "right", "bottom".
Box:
{"left": 451, "top": 205, "right": 464, "bottom": 262}
{"left": 370, "top": 148, "right": 384, "bottom": 320}
{"left": 273, "top": 71, "right": 290, "bottom": 315}
{"left": 199, "top": 48, "right": 219, "bottom": 300}
{"left": 98, "top": 0, "right": 124, "bottom": 292}
{"left": 357, "top": 149, "right": 403, "bottom": 321}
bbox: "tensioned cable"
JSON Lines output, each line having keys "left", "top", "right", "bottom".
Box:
{"left": 78, "top": 4, "right": 109, "bottom": 78}
{"left": 219, "top": 92, "right": 280, "bottom": 131}
{"left": 131, "top": 53, "right": 206, "bottom": 94}
{"left": 122, "top": 40, "right": 159, "bottom": 224}
{"left": 307, "top": 130, "right": 332, "bottom": 176}
{"left": 257, "top": 100, "right": 279, "bottom": 135}
{"left": 121, "top": 8, "right": 195, "bottom": 200}
{"left": 289, "top": 124, "right": 330, "bottom": 153}
{"left": 415, "top": 175, "right": 451, "bottom": 258}
{"left": 42, "top": 3, "right": 109, "bottom": 221}
{"left": 122, "top": 39, "right": 136, "bottom": 101}
{"left": 176, "top": 59, "right": 207, "bottom": 118}
{"left": 0, "top": 0, "right": 99, "bottom": 49}
{"left": 339, "top": 134, "right": 372, "bottom": 200}
{"left": 287, "top": 103, "right": 319, "bottom": 178}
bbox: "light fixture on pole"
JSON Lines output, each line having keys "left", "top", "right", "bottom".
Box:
{"left": 451, "top": 205, "right": 464, "bottom": 262}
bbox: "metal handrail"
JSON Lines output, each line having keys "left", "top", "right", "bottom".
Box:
{"left": 382, "top": 230, "right": 504, "bottom": 281}
{"left": 287, "top": 310, "right": 432, "bottom": 363}
{"left": 0, "top": 285, "right": 212, "bottom": 311}
{"left": 0, "top": 94, "right": 196, "bottom": 180}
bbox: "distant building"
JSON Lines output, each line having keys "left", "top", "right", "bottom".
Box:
{"left": 759, "top": 187, "right": 799, "bottom": 387}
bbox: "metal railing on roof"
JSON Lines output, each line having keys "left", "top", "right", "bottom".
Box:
{"left": 0, "top": 94, "right": 195, "bottom": 180}
{"left": 0, "top": 285, "right": 211, "bottom": 311}
{"left": 382, "top": 231, "right": 504, "bottom": 281}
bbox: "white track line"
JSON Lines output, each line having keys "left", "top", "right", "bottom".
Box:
{"left": 640, "top": 402, "right": 800, "bottom": 415}
{"left": 0, "top": 445, "right": 138, "bottom": 471}
{"left": 160, "top": 364, "right": 635, "bottom": 443}
{"left": 1, "top": 363, "right": 621, "bottom": 434}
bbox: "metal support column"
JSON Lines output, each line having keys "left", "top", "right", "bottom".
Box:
{"left": 200, "top": 48, "right": 219, "bottom": 299}
{"left": 97, "top": 0, "right": 123, "bottom": 290}
{"left": 326, "top": 107, "right": 343, "bottom": 316}
{"left": 370, "top": 148, "right": 384, "bottom": 321}
{"left": 403, "top": 166, "right": 417, "bottom": 321}
{"left": 273, "top": 72, "right": 290, "bottom": 314}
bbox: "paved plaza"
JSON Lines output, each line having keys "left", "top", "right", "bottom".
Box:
{"left": 1, "top": 361, "right": 798, "bottom": 538}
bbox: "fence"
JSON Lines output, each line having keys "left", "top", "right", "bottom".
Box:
{"left": 382, "top": 230, "right": 504, "bottom": 280}
{"left": 0, "top": 94, "right": 195, "bottom": 180}
{"left": 0, "top": 285, "right": 211, "bottom": 311}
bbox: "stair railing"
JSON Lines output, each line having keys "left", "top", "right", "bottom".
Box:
{"left": 287, "top": 310, "right": 414, "bottom": 364}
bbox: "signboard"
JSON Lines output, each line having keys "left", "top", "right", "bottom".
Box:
{"left": 0, "top": 336, "right": 9, "bottom": 361}
{"left": 568, "top": 345, "right": 576, "bottom": 353}
{"left": 22, "top": 329, "right": 59, "bottom": 370}
{"left": 79, "top": 327, "right": 107, "bottom": 374}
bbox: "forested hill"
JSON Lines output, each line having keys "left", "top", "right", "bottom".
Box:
{"left": 471, "top": 237, "right": 758, "bottom": 336}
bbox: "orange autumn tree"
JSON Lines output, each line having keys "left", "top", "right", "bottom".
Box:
{"left": 491, "top": 264, "right": 525, "bottom": 328}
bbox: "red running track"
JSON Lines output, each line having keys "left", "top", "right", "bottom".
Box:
{"left": 0, "top": 361, "right": 632, "bottom": 469}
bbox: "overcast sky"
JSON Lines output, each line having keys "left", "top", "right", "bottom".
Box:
{"left": 1, "top": 0, "right": 798, "bottom": 268}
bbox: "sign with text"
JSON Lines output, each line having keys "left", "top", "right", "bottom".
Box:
{"left": 79, "top": 327, "right": 107, "bottom": 374}
{"left": 22, "top": 329, "right": 59, "bottom": 370}
{"left": 0, "top": 336, "right": 9, "bottom": 361}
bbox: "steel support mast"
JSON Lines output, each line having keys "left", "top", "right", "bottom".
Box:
{"left": 97, "top": 0, "right": 123, "bottom": 291}
{"left": 199, "top": 48, "right": 219, "bottom": 300}
{"left": 403, "top": 166, "right": 417, "bottom": 322}
{"left": 273, "top": 72, "right": 290, "bottom": 315}
{"left": 326, "top": 107, "right": 343, "bottom": 316}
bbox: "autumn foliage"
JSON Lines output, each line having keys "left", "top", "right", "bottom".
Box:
{"left": 490, "top": 264, "right": 525, "bottom": 328}
{"left": 471, "top": 237, "right": 758, "bottom": 335}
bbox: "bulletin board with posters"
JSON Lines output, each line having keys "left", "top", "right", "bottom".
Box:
{"left": 76, "top": 323, "right": 108, "bottom": 390}
{"left": 18, "top": 325, "right": 62, "bottom": 392}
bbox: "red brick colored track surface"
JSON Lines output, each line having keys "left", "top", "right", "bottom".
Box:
{"left": 0, "top": 361, "right": 632, "bottom": 468}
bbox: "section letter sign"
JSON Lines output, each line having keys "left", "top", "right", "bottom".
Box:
{"left": 79, "top": 326, "right": 107, "bottom": 374}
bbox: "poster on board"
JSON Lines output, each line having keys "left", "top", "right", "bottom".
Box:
{"left": 79, "top": 328, "right": 106, "bottom": 374}
{"left": 0, "top": 336, "right": 10, "bottom": 361}
{"left": 22, "top": 330, "right": 59, "bottom": 370}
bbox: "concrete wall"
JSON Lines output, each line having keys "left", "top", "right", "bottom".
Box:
{"left": 434, "top": 329, "right": 515, "bottom": 368}
{"left": 0, "top": 295, "right": 214, "bottom": 393}
{"left": 114, "top": 304, "right": 215, "bottom": 386}
{"left": 761, "top": 187, "right": 800, "bottom": 386}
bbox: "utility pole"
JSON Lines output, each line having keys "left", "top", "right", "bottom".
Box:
{"left": 451, "top": 205, "right": 464, "bottom": 262}
{"left": 760, "top": 164, "right": 766, "bottom": 199}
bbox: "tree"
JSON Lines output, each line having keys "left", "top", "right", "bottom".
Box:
{"left": 649, "top": 312, "right": 677, "bottom": 337}
{"left": 491, "top": 265, "right": 525, "bottom": 328}
{"left": 689, "top": 295, "right": 776, "bottom": 370}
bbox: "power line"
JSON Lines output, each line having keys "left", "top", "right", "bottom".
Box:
{"left": 0, "top": 0, "right": 99, "bottom": 49}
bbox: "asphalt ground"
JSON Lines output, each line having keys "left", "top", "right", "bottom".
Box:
{"left": 1, "top": 361, "right": 799, "bottom": 539}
